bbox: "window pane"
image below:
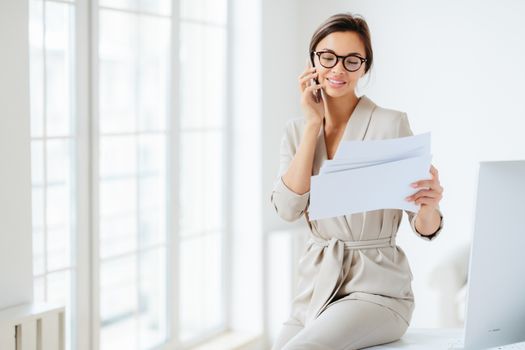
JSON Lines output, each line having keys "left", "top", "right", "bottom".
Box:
{"left": 100, "top": 256, "right": 137, "bottom": 320}
{"left": 180, "top": 236, "right": 204, "bottom": 341}
{"left": 100, "top": 0, "right": 138, "bottom": 10}
{"left": 100, "top": 256, "right": 138, "bottom": 350}
{"left": 139, "top": 248, "right": 166, "bottom": 348}
{"left": 32, "top": 179, "right": 45, "bottom": 276}
{"left": 99, "top": 10, "right": 137, "bottom": 133}
{"left": 46, "top": 185, "right": 72, "bottom": 271}
{"left": 99, "top": 13, "right": 169, "bottom": 134}
{"left": 100, "top": 179, "right": 137, "bottom": 258}
{"left": 45, "top": 2, "right": 74, "bottom": 137}
{"left": 31, "top": 140, "right": 44, "bottom": 186}
{"left": 138, "top": 186, "right": 165, "bottom": 247}
{"left": 139, "top": 135, "right": 166, "bottom": 247}
{"left": 47, "top": 226, "right": 71, "bottom": 271}
{"left": 180, "top": 0, "right": 227, "bottom": 25}
{"left": 202, "top": 233, "right": 223, "bottom": 330}
{"left": 47, "top": 139, "right": 72, "bottom": 185}
{"left": 31, "top": 186, "right": 45, "bottom": 230}
{"left": 179, "top": 131, "right": 224, "bottom": 236}
{"left": 47, "top": 270, "right": 71, "bottom": 305}
{"left": 100, "top": 0, "right": 171, "bottom": 16}
{"left": 45, "top": 139, "right": 73, "bottom": 271}
{"left": 46, "top": 183, "right": 71, "bottom": 228}
{"left": 202, "top": 132, "right": 224, "bottom": 232}
{"left": 179, "top": 23, "right": 226, "bottom": 129}
{"left": 138, "top": 17, "right": 170, "bottom": 132}
{"left": 33, "top": 228, "right": 45, "bottom": 276}
{"left": 29, "top": 0, "right": 44, "bottom": 137}
{"left": 34, "top": 276, "right": 45, "bottom": 302}
{"left": 100, "top": 136, "right": 137, "bottom": 178}
{"left": 100, "top": 214, "right": 137, "bottom": 259}
{"left": 101, "top": 316, "right": 137, "bottom": 350}
{"left": 138, "top": 135, "right": 164, "bottom": 175}
{"left": 138, "top": 0, "right": 171, "bottom": 17}
{"left": 99, "top": 136, "right": 138, "bottom": 258}
{"left": 179, "top": 233, "right": 223, "bottom": 342}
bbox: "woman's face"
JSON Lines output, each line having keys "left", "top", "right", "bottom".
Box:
{"left": 313, "top": 31, "right": 367, "bottom": 99}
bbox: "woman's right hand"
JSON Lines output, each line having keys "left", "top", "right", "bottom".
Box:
{"left": 299, "top": 66, "right": 325, "bottom": 127}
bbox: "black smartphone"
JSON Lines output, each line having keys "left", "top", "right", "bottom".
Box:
{"left": 309, "top": 54, "right": 322, "bottom": 103}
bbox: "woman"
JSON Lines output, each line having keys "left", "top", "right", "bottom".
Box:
{"left": 270, "top": 13, "right": 444, "bottom": 350}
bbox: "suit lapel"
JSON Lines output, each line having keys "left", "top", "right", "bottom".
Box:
{"left": 312, "top": 127, "right": 327, "bottom": 175}
{"left": 312, "top": 95, "right": 376, "bottom": 175}
{"left": 341, "top": 94, "right": 376, "bottom": 143}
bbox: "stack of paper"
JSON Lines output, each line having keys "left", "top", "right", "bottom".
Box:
{"left": 309, "top": 133, "right": 432, "bottom": 220}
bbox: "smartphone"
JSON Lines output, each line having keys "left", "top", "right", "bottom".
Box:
{"left": 309, "top": 54, "right": 322, "bottom": 103}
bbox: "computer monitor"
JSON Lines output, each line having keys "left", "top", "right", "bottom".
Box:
{"left": 462, "top": 160, "right": 525, "bottom": 349}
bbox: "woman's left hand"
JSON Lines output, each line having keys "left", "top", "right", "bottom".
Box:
{"left": 405, "top": 164, "right": 443, "bottom": 213}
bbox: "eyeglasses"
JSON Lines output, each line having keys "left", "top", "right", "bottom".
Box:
{"left": 311, "top": 51, "right": 367, "bottom": 72}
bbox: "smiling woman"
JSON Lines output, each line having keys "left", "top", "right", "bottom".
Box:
{"left": 270, "top": 13, "right": 444, "bottom": 350}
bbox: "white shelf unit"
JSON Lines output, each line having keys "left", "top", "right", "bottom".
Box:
{"left": 0, "top": 303, "right": 65, "bottom": 350}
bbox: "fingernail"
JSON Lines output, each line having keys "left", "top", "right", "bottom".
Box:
{"left": 411, "top": 183, "right": 418, "bottom": 188}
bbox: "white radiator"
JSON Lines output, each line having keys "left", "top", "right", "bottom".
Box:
{"left": 264, "top": 226, "right": 309, "bottom": 344}
{"left": 0, "top": 303, "right": 65, "bottom": 350}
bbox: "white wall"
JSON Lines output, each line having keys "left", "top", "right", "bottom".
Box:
{"left": 0, "top": 0, "right": 33, "bottom": 310}
{"left": 262, "top": 0, "right": 525, "bottom": 328}
{"left": 261, "top": 0, "right": 305, "bottom": 234}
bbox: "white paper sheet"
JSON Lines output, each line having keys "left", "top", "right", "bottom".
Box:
{"left": 309, "top": 133, "right": 432, "bottom": 220}
{"left": 319, "top": 150, "right": 426, "bottom": 174}
{"left": 334, "top": 132, "right": 430, "bottom": 159}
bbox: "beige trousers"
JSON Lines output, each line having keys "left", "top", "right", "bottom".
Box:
{"left": 272, "top": 299, "right": 409, "bottom": 350}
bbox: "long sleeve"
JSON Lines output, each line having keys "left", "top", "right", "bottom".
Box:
{"left": 398, "top": 112, "right": 444, "bottom": 241}
{"left": 406, "top": 208, "right": 444, "bottom": 241}
{"left": 270, "top": 121, "right": 310, "bottom": 222}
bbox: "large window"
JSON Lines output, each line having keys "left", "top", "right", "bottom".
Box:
{"left": 178, "top": 0, "right": 228, "bottom": 344}
{"left": 29, "top": 0, "right": 229, "bottom": 349}
{"left": 96, "top": 1, "right": 170, "bottom": 348}
{"left": 29, "top": 0, "right": 76, "bottom": 348}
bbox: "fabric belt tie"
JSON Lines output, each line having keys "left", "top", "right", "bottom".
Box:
{"left": 304, "top": 235, "right": 395, "bottom": 325}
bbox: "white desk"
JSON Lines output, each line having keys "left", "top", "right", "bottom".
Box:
{"left": 367, "top": 328, "right": 463, "bottom": 349}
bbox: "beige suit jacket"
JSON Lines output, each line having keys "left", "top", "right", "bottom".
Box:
{"left": 270, "top": 95, "right": 443, "bottom": 327}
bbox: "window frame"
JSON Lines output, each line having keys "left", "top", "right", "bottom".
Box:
{"left": 88, "top": 1, "right": 232, "bottom": 350}
{"left": 28, "top": 1, "right": 86, "bottom": 350}
{"left": 91, "top": 2, "right": 172, "bottom": 349}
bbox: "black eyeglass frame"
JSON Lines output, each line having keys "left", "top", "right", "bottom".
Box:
{"left": 311, "top": 50, "right": 368, "bottom": 72}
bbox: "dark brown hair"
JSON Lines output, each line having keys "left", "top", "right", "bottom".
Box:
{"left": 309, "top": 13, "right": 373, "bottom": 74}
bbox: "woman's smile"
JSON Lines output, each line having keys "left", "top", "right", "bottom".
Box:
{"left": 326, "top": 77, "right": 347, "bottom": 88}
